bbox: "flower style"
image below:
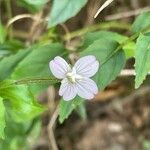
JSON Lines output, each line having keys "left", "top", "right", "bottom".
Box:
{"left": 49, "top": 55, "right": 99, "bottom": 101}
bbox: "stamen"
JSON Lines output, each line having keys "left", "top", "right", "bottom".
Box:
{"left": 66, "top": 70, "right": 82, "bottom": 83}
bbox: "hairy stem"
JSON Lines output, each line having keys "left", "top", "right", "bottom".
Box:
{"left": 63, "top": 21, "right": 131, "bottom": 41}
{"left": 5, "top": 0, "right": 13, "bottom": 38}
{"left": 13, "top": 77, "right": 60, "bottom": 85}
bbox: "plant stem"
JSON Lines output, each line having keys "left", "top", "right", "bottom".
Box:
{"left": 63, "top": 21, "right": 131, "bottom": 41}
{"left": 5, "top": 0, "right": 13, "bottom": 38}
{"left": 13, "top": 77, "right": 60, "bottom": 85}
{"left": 0, "top": 77, "right": 60, "bottom": 90}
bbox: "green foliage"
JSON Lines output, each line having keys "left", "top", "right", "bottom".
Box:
{"left": 12, "top": 43, "right": 65, "bottom": 79}
{"left": 17, "top": 0, "right": 48, "bottom": 12}
{"left": 0, "top": 23, "right": 6, "bottom": 44}
{"left": 123, "top": 41, "right": 136, "bottom": 59}
{"left": 0, "top": 80, "right": 45, "bottom": 122}
{"left": 48, "top": 0, "right": 87, "bottom": 27}
{"left": 132, "top": 12, "right": 150, "bottom": 33}
{"left": 135, "top": 34, "right": 150, "bottom": 88}
{"left": 0, "top": 80, "right": 45, "bottom": 138}
{"left": 0, "top": 49, "right": 30, "bottom": 80}
{"left": 0, "top": 117, "right": 41, "bottom": 150}
{"left": 23, "top": 0, "right": 48, "bottom": 5}
{"left": 0, "top": 39, "right": 24, "bottom": 53}
{"left": 81, "top": 39, "right": 126, "bottom": 90}
{"left": 59, "top": 97, "right": 84, "bottom": 123}
{"left": 83, "top": 31, "right": 135, "bottom": 59}
{"left": 0, "top": 97, "right": 5, "bottom": 139}
{"left": 11, "top": 43, "right": 65, "bottom": 93}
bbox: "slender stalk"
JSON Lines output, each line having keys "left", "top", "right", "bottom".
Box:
{"left": 63, "top": 21, "right": 131, "bottom": 41}
{"left": 5, "top": 0, "right": 13, "bottom": 38}
{"left": 13, "top": 77, "right": 60, "bottom": 85}
{"left": 0, "top": 77, "right": 60, "bottom": 90}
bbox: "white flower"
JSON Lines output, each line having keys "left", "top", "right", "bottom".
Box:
{"left": 49, "top": 55, "right": 99, "bottom": 101}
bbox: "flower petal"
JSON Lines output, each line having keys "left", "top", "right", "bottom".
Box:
{"left": 59, "top": 78, "right": 77, "bottom": 101}
{"left": 74, "top": 55, "right": 99, "bottom": 77}
{"left": 76, "top": 77, "right": 98, "bottom": 100}
{"left": 49, "top": 56, "right": 71, "bottom": 79}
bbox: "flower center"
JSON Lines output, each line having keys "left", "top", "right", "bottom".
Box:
{"left": 66, "top": 69, "right": 82, "bottom": 83}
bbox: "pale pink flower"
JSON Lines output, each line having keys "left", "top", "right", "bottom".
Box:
{"left": 49, "top": 55, "right": 99, "bottom": 101}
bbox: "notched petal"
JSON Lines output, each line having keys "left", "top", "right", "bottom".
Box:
{"left": 59, "top": 78, "right": 77, "bottom": 101}
{"left": 76, "top": 77, "right": 98, "bottom": 100}
{"left": 74, "top": 55, "right": 99, "bottom": 77}
{"left": 49, "top": 56, "right": 71, "bottom": 79}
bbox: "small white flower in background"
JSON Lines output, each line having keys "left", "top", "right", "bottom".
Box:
{"left": 49, "top": 55, "right": 99, "bottom": 101}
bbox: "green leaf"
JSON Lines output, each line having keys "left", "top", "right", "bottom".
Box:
{"left": 23, "top": 0, "right": 48, "bottom": 5}
{"left": 17, "top": 0, "right": 48, "bottom": 12}
{"left": 0, "top": 116, "right": 33, "bottom": 150}
{"left": 48, "top": 0, "right": 87, "bottom": 27}
{"left": 81, "top": 39, "right": 126, "bottom": 90}
{"left": 0, "top": 80, "right": 45, "bottom": 122}
{"left": 132, "top": 12, "right": 150, "bottom": 33}
{"left": 0, "top": 39, "right": 25, "bottom": 58}
{"left": 11, "top": 43, "right": 66, "bottom": 94}
{"left": 123, "top": 41, "right": 136, "bottom": 59}
{"left": 59, "top": 97, "right": 83, "bottom": 123}
{"left": 0, "top": 97, "right": 5, "bottom": 139}
{"left": 12, "top": 43, "right": 65, "bottom": 78}
{"left": 0, "top": 49, "right": 30, "bottom": 80}
{"left": 0, "top": 23, "right": 6, "bottom": 44}
{"left": 135, "top": 34, "right": 150, "bottom": 88}
{"left": 82, "top": 31, "right": 135, "bottom": 59}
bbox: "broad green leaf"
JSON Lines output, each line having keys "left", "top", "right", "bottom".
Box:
{"left": 12, "top": 43, "right": 65, "bottom": 78}
{"left": 81, "top": 39, "right": 126, "bottom": 90}
{"left": 132, "top": 12, "right": 150, "bottom": 33}
{"left": 135, "top": 34, "right": 150, "bottom": 88}
{"left": 0, "top": 49, "right": 30, "bottom": 80}
{"left": 1, "top": 39, "right": 24, "bottom": 51}
{"left": 0, "top": 119, "right": 41, "bottom": 150}
{"left": 82, "top": 31, "right": 135, "bottom": 59}
{"left": 0, "top": 80, "right": 45, "bottom": 122}
{"left": 0, "top": 115, "right": 34, "bottom": 150}
{"left": 48, "top": 0, "right": 87, "bottom": 27}
{"left": 0, "top": 39, "right": 25, "bottom": 59}
{"left": 59, "top": 97, "right": 84, "bottom": 123}
{"left": 11, "top": 43, "right": 65, "bottom": 94}
{"left": 0, "top": 97, "right": 5, "bottom": 139}
{"left": 83, "top": 31, "right": 127, "bottom": 48}
{"left": 0, "top": 23, "right": 6, "bottom": 44}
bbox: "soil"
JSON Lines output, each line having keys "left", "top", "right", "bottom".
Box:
{"left": 36, "top": 79, "right": 150, "bottom": 150}
{"left": 54, "top": 87, "right": 150, "bottom": 150}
